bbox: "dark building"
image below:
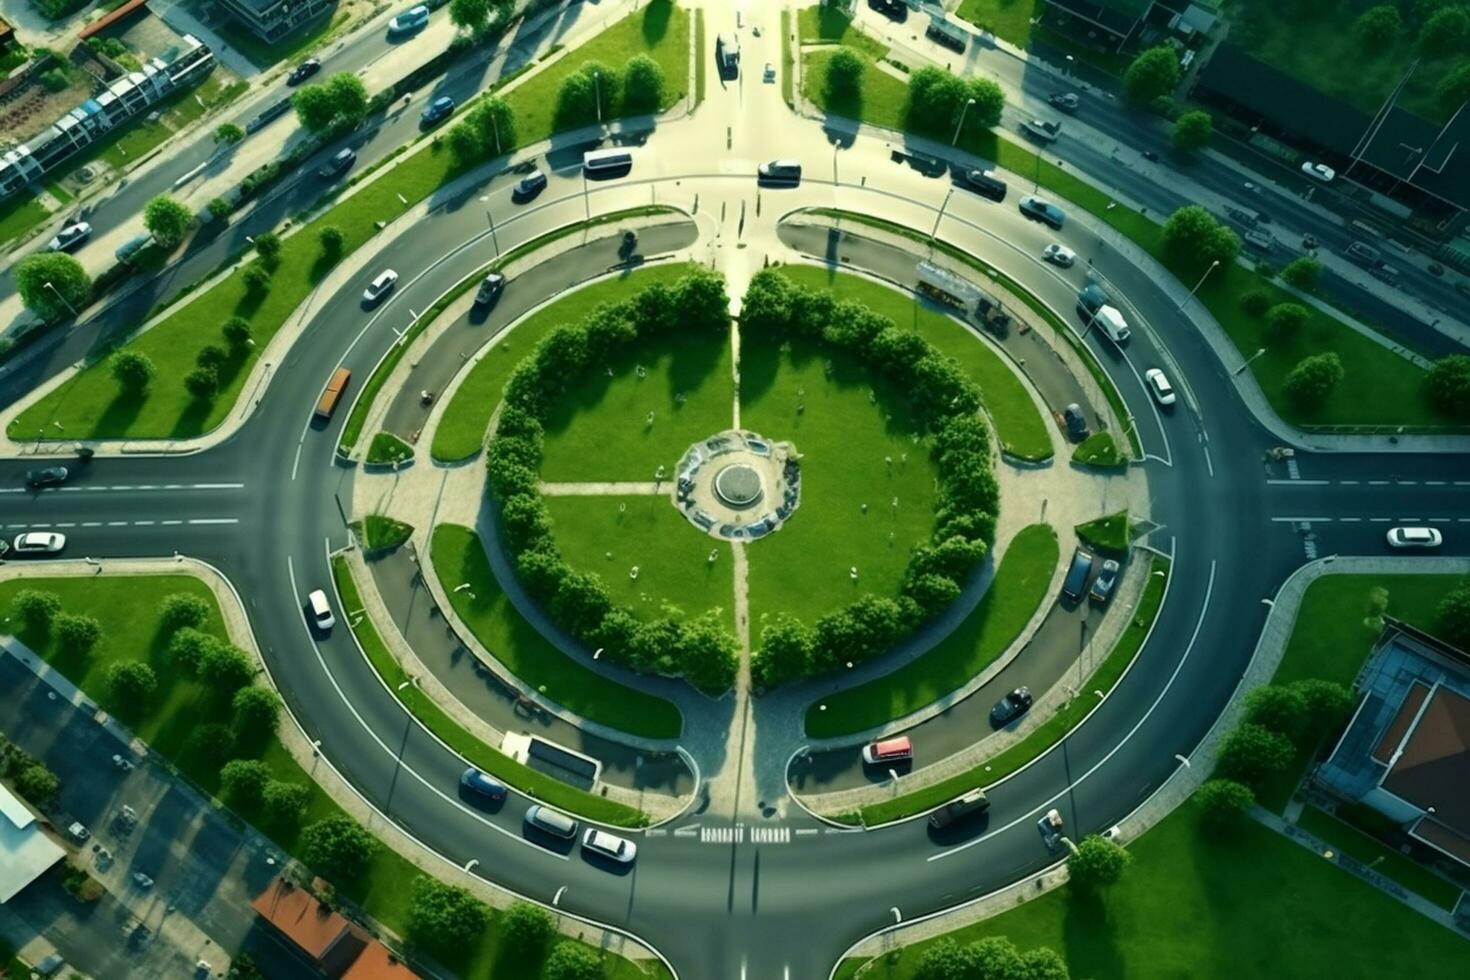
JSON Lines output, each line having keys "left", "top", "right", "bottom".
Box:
{"left": 219, "top": 0, "right": 336, "bottom": 44}
{"left": 1039, "top": 0, "right": 1206, "bottom": 53}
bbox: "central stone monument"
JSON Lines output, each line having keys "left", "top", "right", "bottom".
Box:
{"left": 674, "top": 430, "right": 800, "bottom": 540}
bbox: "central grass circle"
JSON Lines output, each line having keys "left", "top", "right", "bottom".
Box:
{"left": 713, "top": 463, "right": 763, "bottom": 508}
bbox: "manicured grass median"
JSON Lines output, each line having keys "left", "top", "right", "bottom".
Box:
{"left": 366, "top": 431, "right": 414, "bottom": 465}
{"left": 805, "top": 523, "right": 1059, "bottom": 739}
{"left": 797, "top": 4, "right": 888, "bottom": 58}
{"left": 1072, "top": 431, "right": 1124, "bottom": 468}
{"left": 429, "top": 523, "right": 683, "bottom": 739}
{"left": 359, "top": 514, "right": 413, "bottom": 551}
{"left": 1296, "top": 805, "right": 1463, "bottom": 912}
{"left": 331, "top": 557, "right": 650, "bottom": 827}
{"left": 1075, "top": 510, "right": 1129, "bottom": 557}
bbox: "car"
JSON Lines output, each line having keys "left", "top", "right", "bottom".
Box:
{"left": 318, "top": 148, "right": 356, "bottom": 179}
{"left": 928, "top": 789, "right": 990, "bottom": 829}
{"left": 388, "top": 5, "right": 430, "bottom": 35}
{"left": 1089, "top": 558, "right": 1120, "bottom": 603}
{"left": 286, "top": 58, "right": 321, "bottom": 86}
{"left": 12, "top": 532, "right": 65, "bottom": 554}
{"left": 1019, "top": 196, "right": 1065, "bottom": 229}
{"left": 861, "top": 735, "right": 913, "bottom": 765}
{"left": 1041, "top": 243, "right": 1075, "bottom": 267}
{"left": 1061, "top": 547, "right": 1093, "bottom": 601}
{"left": 0, "top": 540, "right": 9, "bottom": 559}
{"left": 1038, "top": 808, "right": 1064, "bottom": 848}
{"left": 32, "top": 954, "right": 65, "bottom": 978}
{"left": 1301, "top": 161, "right": 1335, "bottom": 183}
{"left": 116, "top": 233, "right": 152, "bottom": 263}
{"left": 990, "top": 687, "right": 1033, "bottom": 725}
{"left": 757, "top": 160, "right": 803, "bottom": 185}
{"left": 717, "top": 32, "right": 740, "bottom": 75}
{"left": 307, "top": 589, "right": 335, "bottom": 630}
{"left": 1076, "top": 282, "right": 1110, "bottom": 315}
{"left": 1145, "top": 368, "right": 1176, "bottom": 406}
{"left": 524, "top": 804, "right": 578, "bottom": 839}
{"left": 582, "top": 828, "right": 638, "bottom": 863}
{"left": 66, "top": 822, "right": 90, "bottom": 843}
{"left": 1022, "top": 118, "right": 1061, "bottom": 142}
{"left": 1386, "top": 527, "right": 1442, "bottom": 549}
{"left": 47, "top": 221, "right": 91, "bottom": 253}
{"left": 512, "top": 169, "right": 548, "bottom": 202}
{"left": 870, "top": 0, "right": 907, "bottom": 19}
{"left": 420, "top": 96, "right": 455, "bottom": 127}
{"left": 362, "top": 269, "right": 398, "bottom": 304}
{"left": 474, "top": 273, "right": 505, "bottom": 306}
{"left": 1062, "top": 403, "right": 1089, "bottom": 441}
{"left": 1048, "top": 92, "right": 1080, "bottom": 112}
{"left": 25, "top": 466, "right": 69, "bottom": 488}
{"left": 763, "top": 62, "right": 776, "bottom": 83}
{"left": 459, "top": 767, "right": 507, "bottom": 802}
{"left": 962, "top": 168, "right": 1007, "bottom": 202}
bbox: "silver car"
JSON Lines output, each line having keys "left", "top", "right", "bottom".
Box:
{"left": 12, "top": 531, "right": 66, "bottom": 554}
{"left": 362, "top": 269, "right": 398, "bottom": 304}
{"left": 582, "top": 828, "right": 637, "bottom": 863}
{"left": 48, "top": 222, "right": 92, "bottom": 252}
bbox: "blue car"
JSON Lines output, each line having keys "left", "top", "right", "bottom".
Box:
{"left": 460, "top": 768, "right": 507, "bottom": 803}
{"left": 420, "top": 96, "right": 455, "bottom": 127}
{"left": 388, "top": 5, "right": 430, "bottom": 35}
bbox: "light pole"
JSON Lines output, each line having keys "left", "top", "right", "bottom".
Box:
{"left": 1177, "top": 259, "right": 1219, "bottom": 312}
{"left": 43, "top": 281, "right": 78, "bottom": 318}
{"left": 581, "top": 169, "right": 591, "bottom": 221}
{"left": 951, "top": 97, "right": 976, "bottom": 146}
{"left": 489, "top": 111, "right": 502, "bottom": 157}
{"left": 1234, "top": 347, "right": 1267, "bottom": 376}
{"left": 478, "top": 196, "right": 501, "bottom": 255}
{"left": 593, "top": 71, "right": 602, "bottom": 124}
{"left": 929, "top": 188, "right": 953, "bottom": 244}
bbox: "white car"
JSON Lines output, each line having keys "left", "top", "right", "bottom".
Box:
{"left": 362, "top": 270, "right": 398, "bottom": 304}
{"left": 307, "top": 589, "right": 335, "bottom": 630}
{"left": 1386, "top": 527, "right": 1442, "bottom": 549}
{"left": 48, "top": 221, "right": 92, "bottom": 253}
{"left": 1301, "top": 162, "right": 1335, "bottom": 183}
{"left": 12, "top": 531, "right": 66, "bottom": 554}
{"left": 1041, "top": 243, "right": 1075, "bottom": 268}
{"left": 1144, "top": 368, "right": 1176, "bottom": 406}
{"left": 582, "top": 828, "right": 637, "bottom": 863}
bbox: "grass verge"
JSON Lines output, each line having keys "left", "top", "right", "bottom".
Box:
{"left": 805, "top": 524, "right": 1059, "bottom": 739}
{"left": 1295, "top": 805, "right": 1463, "bottom": 911}
{"left": 360, "top": 514, "right": 413, "bottom": 551}
{"left": 366, "top": 431, "right": 414, "bottom": 465}
{"left": 797, "top": 4, "right": 888, "bottom": 58}
{"left": 1075, "top": 510, "right": 1129, "bottom": 556}
{"left": 0, "top": 195, "right": 51, "bottom": 251}
{"left": 1072, "top": 431, "right": 1124, "bottom": 468}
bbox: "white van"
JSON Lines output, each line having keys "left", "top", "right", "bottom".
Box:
{"left": 1091, "top": 304, "right": 1131, "bottom": 344}
{"left": 583, "top": 147, "right": 633, "bottom": 176}
{"left": 307, "top": 589, "right": 335, "bottom": 631}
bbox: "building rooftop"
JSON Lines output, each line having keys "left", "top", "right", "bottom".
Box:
{"left": 340, "top": 940, "right": 419, "bottom": 980}
{"left": 1382, "top": 685, "right": 1470, "bottom": 861}
{"left": 251, "top": 878, "right": 365, "bottom": 963}
{"left": 0, "top": 785, "right": 65, "bottom": 904}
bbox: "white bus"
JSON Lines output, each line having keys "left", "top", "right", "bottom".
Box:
{"left": 583, "top": 147, "right": 634, "bottom": 176}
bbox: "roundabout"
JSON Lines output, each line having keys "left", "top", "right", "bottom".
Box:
{"left": 1, "top": 7, "right": 1467, "bottom": 980}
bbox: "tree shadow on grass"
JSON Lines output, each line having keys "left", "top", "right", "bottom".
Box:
{"left": 95, "top": 391, "right": 147, "bottom": 440}
{"left": 170, "top": 397, "right": 215, "bottom": 439}
{"left": 1061, "top": 884, "right": 1126, "bottom": 979}
{"left": 663, "top": 329, "right": 727, "bottom": 407}
{"left": 642, "top": 0, "right": 674, "bottom": 45}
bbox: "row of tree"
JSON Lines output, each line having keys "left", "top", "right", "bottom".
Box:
{"left": 823, "top": 53, "right": 1006, "bottom": 141}
{"left": 552, "top": 55, "right": 668, "bottom": 131}
{"left": 1214, "top": 677, "right": 1355, "bottom": 792}
{"left": 738, "top": 270, "right": 998, "bottom": 688}
{"left": 913, "top": 935, "right": 1069, "bottom": 980}
{"left": 0, "top": 733, "right": 61, "bottom": 809}
{"left": 405, "top": 886, "right": 608, "bottom": 977}
{"left": 489, "top": 270, "right": 741, "bottom": 694}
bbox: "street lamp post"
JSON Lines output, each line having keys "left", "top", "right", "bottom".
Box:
{"left": 1234, "top": 347, "right": 1267, "bottom": 376}
{"left": 1177, "top": 259, "right": 1219, "bottom": 312}
{"left": 951, "top": 98, "right": 976, "bottom": 146}
{"left": 43, "top": 280, "right": 78, "bottom": 319}
{"left": 479, "top": 198, "right": 501, "bottom": 256}
{"left": 594, "top": 72, "right": 602, "bottom": 124}
{"left": 929, "top": 188, "right": 953, "bottom": 244}
{"left": 490, "top": 111, "right": 502, "bottom": 157}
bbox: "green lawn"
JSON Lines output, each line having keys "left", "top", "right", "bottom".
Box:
{"left": 433, "top": 263, "right": 698, "bottom": 461}
{"left": 1296, "top": 805, "right": 1464, "bottom": 912}
{"left": 366, "top": 431, "right": 413, "bottom": 465}
{"left": 836, "top": 796, "right": 1470, "bottom": 980}
{"left": 806, "top": 523, "right": 1060, "bottom": 739}
{"left": 11, "top": 4, "right": 690, "bottom": 444}
{"left": 428, "top": 524, "right": 683, "bottom": 739}
{"left": 1075, "top": 510, "right": 1129, "bottom": 556}
{"left": 538, "top": 328, "right": 733, "bottom": 482}
{"left": 854, "top": 556, "right": 1167, "bottom": 825}
{"left": 0, "top": 195, "right": 51, "bottom": 250}
{"left": 797, "top": 4, "right": 888, "bottom": 59}
{"left": 777, "top": 265, "right": 1053, "bottom": 461}
{"left": 955, "top": 0, "right": 1039, "bottom": 48}
{"left": 544, "top": 495, "right": 734, "bottom": 629}
{"left": 330, "top": 557, "right": 649, "bottom": 827}
{"left": 216, "top": 11, "right": 351, "bottom": 71}
{"left": 1073, "top": 431, "right": 1124, "bottom": 468}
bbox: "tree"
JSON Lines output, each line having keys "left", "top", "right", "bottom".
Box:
{"left": 500, "top": 901, "right": 555, "bottom": 959}
{"left": 541, "top": 943, "right": 603, "bottom": 980}
{"left": 825, "top": 48, "right": 865, "bottom": 102}
{"left": 1437, "top": 63, "right": 1470, "bottom": 113}
{"left": 967, "top": 78, "right": 1006, "bottom": 131}
{"left": 1171, "top": 110, "right": 1212, "bottom": 152}
{"left": 1123, "top": 45, "right": 1180, "bottom": 104}
{"left": 227, "top": 953, "right": 264, "bottom": 980}
{"left": 1281, "top": 256, "right": 1322, "bottom": 291}
{"left": 1216, "top": 721, "right": 1295, "bottom": 786}
{"left": 261, "top": 780, "right": 310, "bottom": 828}
{"left": 53, "top": 612, "right": 101, "bottom": 657}
{"left": 110, "top": 350, "right": 156, "bottom": 394}
{"left": 914, "top": 939, "right": 974, "bottom": 980}
{"left": 1067, "top": 834, "right": 1131, "bottom": 888}
{"left": 752, "top": 614, "right": 815, "bottom": 689}
{"left": 1354, "top": 4, "right": 1402, "bottom": 49}
{"left": 292, "top": 73, "right": 368, "bottom": 133}
{"left": 1161, "top": 205, "right": 1239, "bottom": 268}
{"left": 1243, "top": 683, "right": 1308, "bottom": 742}
{"left": 1195, "top": 778, "right": 1255, "bottom": 826}
{"left": 184, "top": 365, "right": 219, "bottom": 401}
{"left": 199, "top": 644, "right": 255, "bottom": 695}
{"left": 622, "top": 53, "right": 665, "bottom": 113}
{"left": 252, "top": 231, "right": 281, "bottom": 263}
{"left": 1440, "top": 582, "right": 1470, "bottom": 650}
{"left": 105, "top": 660, "right": 157, "bottom": 709}
{"left": 168, "top": 627, "right": 220, "bottom": 676}
{"left": 319, "top": 226, "right": 345, "bottom": 256}
{"left": 231, "top": 685, "right": 281, "bottom": 748}
{"left": 214, "top": 122, "right": 245, "bottom": 145}
{"left": 449, "top": 0, "right": 492, "bottom": 35}
{"left": 196, "top": 344, "right": 228, "bottom": 373}
{"left": 1239, "top": 289, "right": 1272, "bottom": 317}
{"left": 14, "top": 763, "right": 60, "bottom": 807}
{"left": 905, "top": 66, "right": 1001, "bottom": 136}
{"left": 143, "top": 195, "right": 193, "bottom": 248}
{"left": 450, "top": 96, "right": 515, "bottom": 163}
{"left": 1264, "top": 302, "right": 1310, "bottom": 341}
{"left": 12, "top": 589, "right": 62, "bottom": 631}
{"left": 207, "top": 197, "right": 232, "bottom": 222}
{"left": 244, "top": 264, "right": 271, "bottom": 293}
{"left": 406, "top": 877, "right": 489, "bottom": 956}
{"left": 554, "top": 62, "right": 615, "bottom": 128}
{"left": 1291, "top": 678, "right": 1355, "bottom": 740}
{"left": 15, "top": 252, "right": 91, "bottom": 320}
{"left": 1419, "top": 5, "right": 1470, "bottom": 56}
{"left": 220, "top": 759, "right": 272, "bottom": 805}
{"left": 301, "top": 816, "right": 378, "bottom": 883}
{"left": 1283, "top": 352, "right": 1344, "bottom": 410}
{"left": 184, "top": 723, "right": 234, "bottom": 769}
{"left": 223, "top": 316, "right": 253, "bottom": 349}
{"left": 1426, "top": 354, "right": 1470, "bottom": 419}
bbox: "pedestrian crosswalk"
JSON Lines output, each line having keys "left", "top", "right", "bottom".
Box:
{"left": 674, "top": 824, "right": 794, "bottom": 844}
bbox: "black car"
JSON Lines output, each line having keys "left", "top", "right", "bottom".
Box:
{"left": 1048, "top": 92, "right": 1080, "bottom": 113}
{"left": 1077, "top": 282, "right": 1110, "bottom": 317}
{"left": 1018, "top": 195, "right": 1065, "bottom": 229}
{"left": 420, "top": 96, "right": 455, "bottom": 128}
{"left": 991, "top": 687, "right": 1033, "bottom": 725}
{"left": 512, "top": 169, "right": 548, "bottom": 203}
{"left": 928, "top": 789, "right": 989, "bottom": 829}
{"left": 25, "top": 466, "right": 69, "bottom": 488}
{"left": 286, "top": 58, "right": 321, "bottom": 86}
{"left": 1062, "top": 403, "right": 1089, "bottom": 441}
{"left": 963, "top": 169, "right": 1007, "bottom": 202}
{"left": 318, "top": 148, "right": 356, "bottom": 179}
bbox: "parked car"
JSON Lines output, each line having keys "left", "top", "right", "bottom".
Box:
{"left": 318, "top": 148, "right": 356, "bottom": 179}
{"left": 459, "top": 768, "right": 507, "bottom": 802}
{"left": 928, "top": 789, "right": 990, "bottom": 829}
{"left": 1061, "top": 547, "right": 1093, "bottom": 601}
{"left": 48, "top": 221, "right": 91, "bottom": 253}
{"left": 1386, "top": 527, "right": 1442, "bottom": 549}
{"left": 306, "top": 589, "right": 335, "bottom": 630}
{"left": 1089, "top": 559, "right": 1120, "bottom": 603}
{"left": 1301, "top": 161, "right": 1335, "bottom": 183}
{"left": 25, "top": 466, "right": 69, "bottom": 488}
{"left": 474, "top": 273, "right": 505, "bottom": 306}
{"left": 1048, "top": 92, "right": 1080, "bottom": 112}
{"left": 286, "top": 58, "right": 321, "bottom": 86}
{"left": 990, "top": 687, "right": 1033, "bottom": 725}
{"left": 1041, "top": 243, "right": 1075, "bottom": 267}
{"left": 115, "top": 233, "right": 152, "bottom": 263}
{"left": 12, "top": 532, "right": 66, "bottom": 554}
{"left": 583, "top": 828, "right": 637, "bottom": 863}
{"left": 1145, "top": 368, "right": 1176, "bottom": 406}
{"left": 512, "top": 169, "right": 548, "bottom": 202}
{"left": 362, "top": 269, "right": 399, "bottom": 304}
{"left": 763, "top": 62, "right": 776, "bottom": 83}
{"left": 388, "top": 5, "right": 430, "bottom": 35}
{"left": 1062, "top": 403, "right": 1089, "bottom": 441}
{"left": 962, "top": 168, "right": 1008, "bottom": 201}
{"left": 420, "top": 95, "right": 455, "bottom": 127}
{"left": 861, "top": 736, "right": 913, "bottom": 765}
{"left": 1019, "top": 195, "right": 1065, "bottom": 229}
{"left": 524, "top": 805, "right": 578, "bottom": 839}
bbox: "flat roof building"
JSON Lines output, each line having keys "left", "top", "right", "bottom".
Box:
{"left": 0, "top": 784, "right": 66, "bottom": 905}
